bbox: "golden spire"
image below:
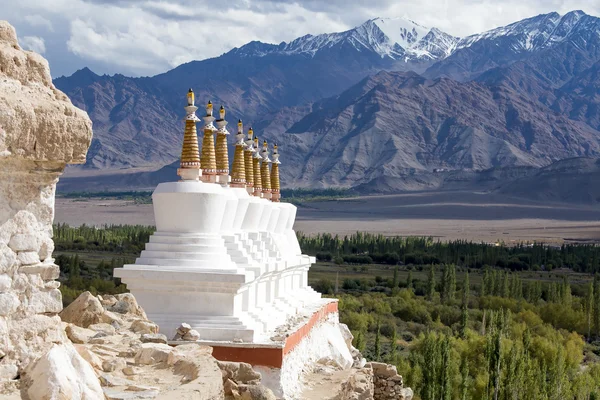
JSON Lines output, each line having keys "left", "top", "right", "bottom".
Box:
{"left": 244, "top": 127, "right": 255, "bottom": 193}
{"left": 178, "top": 89, "right": 201, "bottom": 181}
{"left": 200, "top": 100, "right": 217, "bottom": 181}
{"left": 252, "top": 136, "right": 262, "bottom": 197}
{"left": 271, "top": 143, "right": 281, "bottom": 202}
{"left": 230, "top": 119, "right": 246, "bottom": 188}
{"left": 260, "top": 139, "right": 271, "bottom": 199}
{"left": 215, "top": 104, "right": 230, "bottom": 182}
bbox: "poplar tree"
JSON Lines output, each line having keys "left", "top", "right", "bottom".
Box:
{"left": 392, "top": 265, "right": 399, "bottom": 288}
{"left": 407, "top": 270, "right": 413, "bottom": 291}
{"left": 460, "top": 357, "right": 470, "bottom": 400}
{"left": 586, "top": 281, "right": 594, "bottom": 338}
{"left": 390, "top": 328, "right": 398, "bottom": 364}
{"left": 427, "top": 265, "right": 436, "bottom": 301}
{"left": 460, "top": 271, "right": 470, "bottom": 338}
{"left": 594, "top": 274, "right": 600, "bottom": 337}
{"left": 374, "top": 320, "right": 381, "bottom": 362}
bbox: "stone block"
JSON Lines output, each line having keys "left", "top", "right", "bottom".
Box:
{"left": 17, "top": 251, "right": 40, "bottom": 266}
{"left": 18, "top": 263, "right": 59, "bottom": 280}
{"left": 88, "top": 323, "right": 116, "bottom": 336}
{"left": 0, "top": 292, "right": 20, "bottom": 316}
{"left": 0, "top": 363, "right": 18, "bottom": 381}
{"left": 8, "top": 234, "right": 40, "bottom": 252}
{"left": 28, "top": 288, "right": 62, "bottom": 314}
{"left": 0, "top": 245, "right": 17, "bottom": 274}
{"left": 0, "top": 274, "right": 11, "bottom": 292}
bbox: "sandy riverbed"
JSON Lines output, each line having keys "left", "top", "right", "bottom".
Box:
{"left": 54, "top": 191, "right": 600, "bottom": 244}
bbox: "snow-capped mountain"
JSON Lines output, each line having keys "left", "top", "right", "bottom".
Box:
{"left": 55, "top": 10, "right": 600, "bottom": 193}
{"left": 457, "top": 10, "right": 593, "bottom": 52}
{"left": 426, "top": 10, "right": 600, "bottom": 81}
{"left": 230, "top": 17, "right": 459, "bottom": 63}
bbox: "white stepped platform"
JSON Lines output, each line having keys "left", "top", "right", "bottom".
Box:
{"left": 115, "top": 179, "right": 321, "bottom": 345}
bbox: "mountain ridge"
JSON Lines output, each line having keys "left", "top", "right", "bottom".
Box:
{"left": 54, "top": 10, "right": 600, "bottom": 195}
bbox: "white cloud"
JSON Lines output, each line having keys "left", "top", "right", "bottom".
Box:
{"left": 20, "top": 36, "right": 46, "bottom": 54}
{"left": 3, "top": 0, "right": 600, "bottom": 77}
{"left": 23, "top": 15, "right": 54, "bottom": 32}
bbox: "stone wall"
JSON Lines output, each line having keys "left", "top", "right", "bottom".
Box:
{"left": 0, "top": 19, "right": 92, "bottom": 382}
{"left": 367, "top": 362, "right": 413, "bottom": 400}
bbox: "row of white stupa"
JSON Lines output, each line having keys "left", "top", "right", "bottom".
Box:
{"left": 115, "top": 90, "right": 321, "bottom": 342}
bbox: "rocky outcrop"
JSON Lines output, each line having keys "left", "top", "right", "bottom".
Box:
{"left": 0, "top": 19, "right": 92, "bottom": 389}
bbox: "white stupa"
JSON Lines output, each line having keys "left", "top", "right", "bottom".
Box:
{"left": 114, "top": 90, "right": 324, "bottom": 346}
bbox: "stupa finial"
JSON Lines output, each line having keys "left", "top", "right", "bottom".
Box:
{"left": 178, "top": 89, "right": 202, "bottom": 181}
{"left": 252, "top": 136, "right": 263, "bottom": 197}
{"left": 200, "top": 99, "right": 217, "bottom": 181}
{"left": 271, "top": 143, "right": 281, "bottom": 202}
{"left": 244, "top": 127, "right": 255, "bottom": 194}
{"left": 230, "top": 119, "right": 246, "bottom": 188}
{"left": 215, "top": 105, "right": 230, "bottom": 183}
{"left": 260, "top": 139, "right": 271, "bottom": 199}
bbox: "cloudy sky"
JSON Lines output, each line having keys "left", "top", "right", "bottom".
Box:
{"left": 3, "top": 0, "right": 600, "bottom": 78}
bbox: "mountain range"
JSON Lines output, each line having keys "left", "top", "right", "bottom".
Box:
{"left": 54, "top": 10, "right": 600, "bottom": 200}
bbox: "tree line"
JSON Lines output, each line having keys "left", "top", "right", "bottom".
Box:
{"left": 300, "top": 232, "right": 600, "bottom": 272}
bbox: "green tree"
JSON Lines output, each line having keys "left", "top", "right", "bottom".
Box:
{"left": 460, "top": 271, "right": 470, "bottom": 338}
{"left": 407, "top": 270, "right": 413, "bottom": 291}
{"left": 392, "top": 265, "right": 399, "bottom": 288}
{"left": 374, "top": 320, "right": 381, "bottom": 362}
{"left": 586, "top": 281, "right": 594, "bottom": 338}
{"left": 427, "top": 265, "right": 436, "bottom": 301}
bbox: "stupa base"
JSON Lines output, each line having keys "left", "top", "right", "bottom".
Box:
{"left": 171, "top": 300, "right": 353, "bottom": 399}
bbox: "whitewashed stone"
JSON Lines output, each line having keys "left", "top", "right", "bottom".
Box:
{"left": 19, "top": 263, "right": 59, "bottom": 280}
{"left": 0, "top": 274, "right": 11, "bottom": 291}
{"left": 0, "top": 244, "right": 17, "bottom": 274}
{"left": 29, "top": 289, "right": 62, "bottom": 314}
{"left": 17, "top": 251, "right": 40, "bottom": 266}
{"left": 38, "top": 237, "right": 54, "bottom": 261}
{"left": 21, "top": 344, "right": 103, "bottom": 400}
{"left": 8, "top": 234, "right": 40, "bottom": 252}
{"left": 0, "top": 20, "right": 91, "bottom": 381}
{"left": 0, "top": 293, "right": 20, "bottom": 316}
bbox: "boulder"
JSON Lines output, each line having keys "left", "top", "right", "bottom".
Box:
{"left": 130, "top": 320, "right": 158, "bottom": 334}
{"left": 134, "top": 343, "right": 172, "bottom": 365}
{"left": 182, "top": 329, "right": 200, "bottom": 341}
{"left": 59, "top": 291, "right": 104, "bottom": 328}
{"left": 73, "top": 344, "right": 103, "bottom": 371}
{"left": 238, "top": 384, "right": 277, "bottom": 400}
{"left": 65, "top": 324, "right": 95, "bottom": 344}
{"left": 110, "top": 293, "right": 147, "bottom": 318}
{"left": 140, "top": 333, "right": 168, "bottom": 344}
{"left": 102, "top": 358, "right": 127, "bottom": 373}
{"left": 218, "top": 361, "right": 261, "bottom": 384}
{"left": 21, "top": 343, "right": 103, "bottom": 400}
{"left": 88, "top": 323, "right": 116, "bottom": 336}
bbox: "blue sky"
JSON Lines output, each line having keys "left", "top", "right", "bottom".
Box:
{"left": 3, "top": 0, "right": 600, "bottom": 78}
